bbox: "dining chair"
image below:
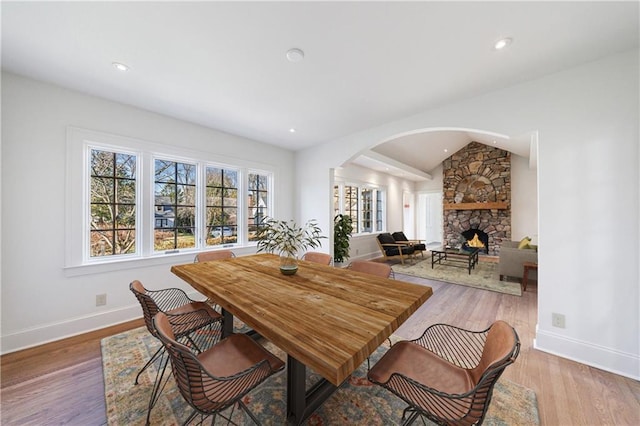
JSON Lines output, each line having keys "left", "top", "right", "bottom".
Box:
{"left": 194, "top": 249, "right": 236, "bottom": 262}
{"left": 302, "top": 251, "right": 333, "bottom": 265}
{"left": 348, "top": 260, "right": 394, "bottom": 279}
{"left": 129, "top": 280, "right": 224, "bottom": 425}
{"left": 368, "top": 320, "right": 520, "bottom": 426}
{"left": 153, "top": 311, "right": 285, "bottom": 425}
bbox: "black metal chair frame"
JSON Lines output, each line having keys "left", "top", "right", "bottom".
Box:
{"left": 130, "top": 281, "right": 223, "bottom": 426}
{"left": 369, "top": 322, "right": 520, "bottom": 426}
{"left": 153, "top": 312, "right": 285, "bottom": 426}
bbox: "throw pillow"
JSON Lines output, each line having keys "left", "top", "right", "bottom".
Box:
{"left": 518, "top": 236, "right": 531, "bottom": 249}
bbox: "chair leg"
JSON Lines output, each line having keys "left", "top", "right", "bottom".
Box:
{"left": 135, "top": 345, "right": 164, "bottom": 385}
{"left": 239, "top": 400, "right": 262, "bottom": 425}
{"left": 145, "top": 352, "right": 171, "bottom": 425}
{"left": 401, "top": 406, "right": 422, "bottom": 426}
{"left": 181, "top": 410, "right": 199, "bottom": 426}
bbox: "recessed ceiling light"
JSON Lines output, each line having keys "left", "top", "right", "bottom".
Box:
{"left": 112, "top": 62, "right": 129, "bottom": 72}
{"left": 286, "top": 48, "right": 305, "bottom": 62}
{"left": 289, "top": 128, "right": 296, "bottom": 133}
{"left": 444, "top": 149, "right": 448, "bottom": 153}
{"left": 494, "top": 37, "right": 513, "bottom": 50}
{"left": 493, "top": 140, "right": 497, "bottom": 144}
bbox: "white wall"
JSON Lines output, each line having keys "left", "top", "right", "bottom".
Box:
{"left": 0, "top": 72, "right": 296, "bottom": 353}
{"left": 511, "top": 154, "right": 539, "bottom": 243}
{"left": 296, "top": 50, "right": 640, "bottom": 379}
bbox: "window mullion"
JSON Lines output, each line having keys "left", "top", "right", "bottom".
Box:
{"left": 237, "top": 169, "right": 247, "bottom": 245}
{"left": 141, "top": 153, "right": 153, "bottom": 257}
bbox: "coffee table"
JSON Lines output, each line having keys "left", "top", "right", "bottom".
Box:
{"left": 431, "top": 247, "right": 480, "bottom": 274}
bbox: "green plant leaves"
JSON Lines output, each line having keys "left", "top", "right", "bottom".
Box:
{"left": 333, "top": 214, "right": 353, "bottom": 263}
{"left": 256, "top": 218, "right": 325, "bottom": 257}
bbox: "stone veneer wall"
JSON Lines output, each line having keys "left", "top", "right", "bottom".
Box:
{"left": 442, "top": 141, "right": 511, "bottom": 255}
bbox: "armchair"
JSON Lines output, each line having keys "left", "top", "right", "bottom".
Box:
{"left": 376, "top": 233, "right": 416, "bottom": 265}
{"left": 392, "top": 231, "right": 427, "bottom": 258}
{"left": 498, "top": 241, "right": 538, "bottom": 281}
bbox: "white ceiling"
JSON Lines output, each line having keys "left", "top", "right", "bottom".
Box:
{"left": 2, "top": 1, "right": 638, "bottom": 179}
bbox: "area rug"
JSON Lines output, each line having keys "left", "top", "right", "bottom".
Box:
{"left": 102, "top": 326, "right": 539, "bottom": 425}
{"left": 393, "top": 256, "right": 522, "bottom": 296}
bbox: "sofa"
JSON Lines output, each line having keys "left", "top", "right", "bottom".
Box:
{"left": 498, "top": 240, "right": 538, "bottom": 281}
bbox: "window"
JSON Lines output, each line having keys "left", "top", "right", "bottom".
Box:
{"left": 66, "top": 127, "right": 274, "bottom": 270}
{"left": 333, "top": 185, "right": 340, "bottom": 219}
{"left": 247, "top": 173, "right": 269, "bottom": 242}
{"left": 154, "top": 159, "right": 197, "bottom": 251}
{"left": 333, "top": 182, "right": 386, "bottom": 235}
{"left": 89, "top": 149, "right": 138, "bottom": 257}
{"left": 376, "top": 190, "right": 384, "bottom": 232}
{"left": 205, "top": 167, "right": 238, "bottom": 246}
{"left": 344, "top": 185, "right": 359, "bottom": 232}
{"left": 361, "top": 189, "right": 372, "bottom": 232}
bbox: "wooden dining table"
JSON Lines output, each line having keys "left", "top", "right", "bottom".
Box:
{"left": 171, "top": 253, "right": 433, "bottom": 425}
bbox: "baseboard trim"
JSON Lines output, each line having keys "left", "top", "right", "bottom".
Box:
{"left": 534, "top": 329, "right": 640, "bottom": 381}
{"left": 0, "top": 305, "right": 142, "bottom": 355}
{"left": 1, "top": 290, "right": 208, "bottom": 355}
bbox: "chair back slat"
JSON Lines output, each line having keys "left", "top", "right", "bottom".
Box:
{"left": 195, "top": 250, "right": 235, "bottom": 262}
{"left": 348, "top": 260, "right": 394, "bottom": 279}
{"left": 302, "top": 252, "right": 333, "bottom": 265}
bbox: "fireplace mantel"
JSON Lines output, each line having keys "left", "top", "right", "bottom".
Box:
{"left": 443, "top": 202, "right": 508, "bottom": 211}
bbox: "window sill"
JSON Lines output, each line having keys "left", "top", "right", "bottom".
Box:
{"left": 64, "top": 252, "right": 199, "bottom": 277}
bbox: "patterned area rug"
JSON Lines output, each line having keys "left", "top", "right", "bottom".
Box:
{"left": 102, "top": 327, "right": 539, "bottom": 425}
{"left": 393, "top": 256, "right": 522, "bottom": 296}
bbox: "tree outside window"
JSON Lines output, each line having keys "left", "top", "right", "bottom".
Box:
{"left": 205, "top": 167, "right": 238, "bottom": 246}
{"left": 90, "top": 149, "right": 137, "bottom": 257}
{"left": 154, "top": 159, "right": 196, "bottom": 251}
{"left": 248, "top": 173, "right": 269, "bottom": 242}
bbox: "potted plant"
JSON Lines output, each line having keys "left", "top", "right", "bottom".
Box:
{"left": 256, "top": 217, "right": 325, "bottom": 275}
{"left": 333, "top": 214, "right": 353, "bottom": 265}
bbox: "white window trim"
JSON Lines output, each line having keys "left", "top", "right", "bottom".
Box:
{"left": 84, "top": 143, "right": 143, "bottom": 263}
{"left": 333, "top": 179, "right": 387, "bottom": 236}
{"left": 65, "top": 127, "right": 275, "bottom": 276}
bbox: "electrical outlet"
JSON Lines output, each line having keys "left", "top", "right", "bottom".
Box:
{"left": 96, "top": 293, "right": 107, "bottom": 306}
{"left": 552, "top": 312, "right": 565, "bottom": 328}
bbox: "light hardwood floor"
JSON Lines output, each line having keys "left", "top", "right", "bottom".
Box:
{"left": 1, "top": 274, "right": 639, "bottom": 425}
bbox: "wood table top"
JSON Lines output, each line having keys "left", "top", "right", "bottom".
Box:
{"left": 171, "top": 253, "right": 433, "bottom": 385}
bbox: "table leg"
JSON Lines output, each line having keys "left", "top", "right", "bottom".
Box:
{"left": 221, "top": 308, "right": 262, "bottom": 341}
{"left": 286, "top": 356, "right": 338, "bottom": 425}
{"left": 431, "top": 252, "right": 445, "bottom": 269}
{"left": 221, "top": 309, "right": 234, "bottom": 338}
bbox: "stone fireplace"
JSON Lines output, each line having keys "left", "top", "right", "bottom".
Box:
{"left": 442, "top": 141, "right": 511, "bottom": 255}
